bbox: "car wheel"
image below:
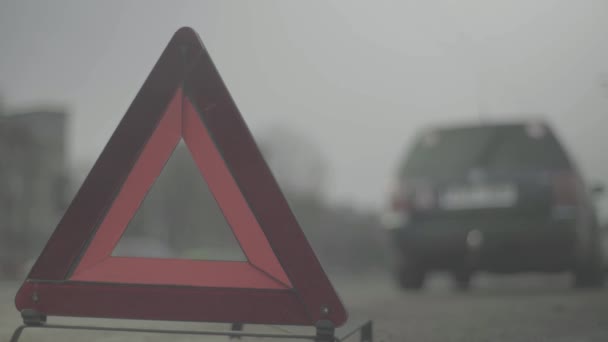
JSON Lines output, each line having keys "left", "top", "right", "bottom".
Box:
{"left": 396, "top": 257, "right": 426, "bottom": 290}
{"left": 452, "top": 270, "right": 473, "bottom": 292}
{"left": 573, "top": 243, "right": 605, "bottom": 289}
{"left": 574, "top": 261, "right": 605, "bottom": 288}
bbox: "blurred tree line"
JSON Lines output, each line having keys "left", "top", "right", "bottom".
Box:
{"left": 0, "top": 109, "right": 68, "bottom": 279}
{"left": 0, "top": 112, "right": 387, "bottom": 279}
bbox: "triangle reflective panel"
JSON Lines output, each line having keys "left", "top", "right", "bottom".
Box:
{"left": 15, "top": 27, "right": 347, "bottom": 327}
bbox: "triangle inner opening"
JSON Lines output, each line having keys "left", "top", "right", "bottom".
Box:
{"left": 112, "top": 139, "right": 247, "bottom": 261}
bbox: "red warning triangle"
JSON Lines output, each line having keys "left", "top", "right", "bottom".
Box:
{"left": 15, "top": 27, "right": 347, "bottom": 327}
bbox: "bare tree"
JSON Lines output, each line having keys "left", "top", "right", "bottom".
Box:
{"left": 256, "top": 124, "right": 329, "bottom": 203}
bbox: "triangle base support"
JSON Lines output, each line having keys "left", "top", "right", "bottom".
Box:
{"left": 9, "top": 314, "right": 374, "bottom": 342}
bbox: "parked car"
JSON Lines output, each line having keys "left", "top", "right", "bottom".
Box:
{"left": 382, "top": 120, "right": 605, "bottom": 290}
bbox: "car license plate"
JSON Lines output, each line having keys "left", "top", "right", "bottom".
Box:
{"left": 439, "top": 183, "right": 518, "bottom": 210}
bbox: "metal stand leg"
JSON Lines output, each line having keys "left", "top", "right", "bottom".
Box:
{"left": 360, "top": 321, "right": 373, "bottom": 342}
{"left": 315, "top": 320, "right": 335, "bottom": 342}
{"left": 9, "top": 325, "right": 26, "bottom": 342}
{"left": 229, "top": 322, "right": 244, "bottom": 340}
{"left": 21, "top": 309, "right": 47, "bottom": 326}
{"left": 9, "top": 310, "right": 47, "bottom": 342}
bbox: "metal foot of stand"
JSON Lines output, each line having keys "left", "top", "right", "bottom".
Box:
{"left": 315, "top": 320, "right": 336, "bottom": 342}
{"left": 360, "top": 321, "right": 373, "bottom": 342}
{"left": 230, "top": 322, "right": 244, "bottom": 340}
{"left": 9, "top": 326, "right": 26, "bottom": 342}
{"left": 10, "top": 310, "right": 47, "bottom": 342}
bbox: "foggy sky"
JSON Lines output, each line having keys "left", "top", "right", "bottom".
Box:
{"left": 2, "top": 0, "right": 608, "bottom": 212}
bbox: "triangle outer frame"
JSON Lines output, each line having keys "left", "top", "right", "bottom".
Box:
{"left": 15, "top": 27, "right": 347, "bottom": 327}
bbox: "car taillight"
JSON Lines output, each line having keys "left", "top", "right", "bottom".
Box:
{"left": 552, "top": 172, "right": 579, "bottom": 206}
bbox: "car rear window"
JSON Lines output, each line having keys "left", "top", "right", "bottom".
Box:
{"left": 400, "top": 124, "right": 571, "bottom": 178}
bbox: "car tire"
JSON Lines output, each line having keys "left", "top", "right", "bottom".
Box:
{"left": 573, "top": 260, "right": 605, "bottom": 289}
{"left": 396, "top": 257, "right": 426, "bottom": 290}
{"left": 574, "top": 269, "right": 604, "bottom": 288}
{"left": 573, "top": 241, "right": 605, "bottom": 289}
{"left": 452, "top": 270, "right": 473, "bottom": 292}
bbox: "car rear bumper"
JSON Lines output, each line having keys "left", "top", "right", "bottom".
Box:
{"left": 392, "top": 217, "right": 577, "bottom": 273}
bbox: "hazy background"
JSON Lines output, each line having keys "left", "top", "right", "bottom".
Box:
{"left": 2, "top": 0, "right": 608, "bottom": 213}
{"left": 5, "top": 1, "right": 608, "bottom": 341}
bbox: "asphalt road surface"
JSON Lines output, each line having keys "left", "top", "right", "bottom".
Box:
{"left": 2, "top": 272, "right": 608, "bottom": 342}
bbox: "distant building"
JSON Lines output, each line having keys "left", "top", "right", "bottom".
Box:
{"left": 0, "top": 109, "right": 69, "bottom": 278}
